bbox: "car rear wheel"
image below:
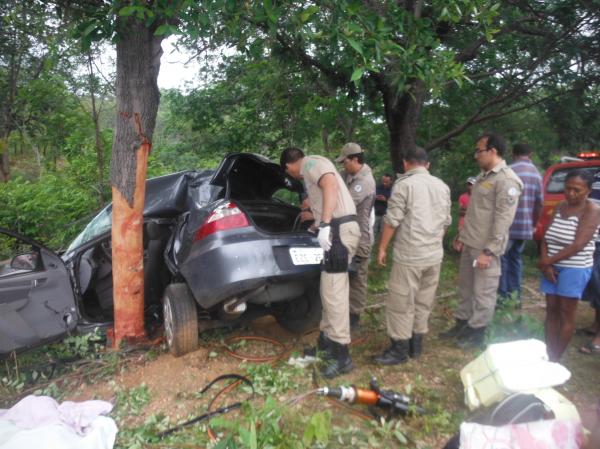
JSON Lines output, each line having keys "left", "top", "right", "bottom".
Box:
{"left": 163, "top": 283, "right": 198, "bottom": 356}
{"left": 273, "top": 282, "right": 321, "bottom": 334}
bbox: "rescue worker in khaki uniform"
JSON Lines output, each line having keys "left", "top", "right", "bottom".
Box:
{"left": 375, "top": 147, "right": 451, "bottom": 364}
{"left": 280, "top": 147, "right": 360, "bottom": 378}
{"left": 441, "top": 133, "right": 523, "bottom": 348}
{"left": 336, "top": 143, "right": 376, "bottom": 330}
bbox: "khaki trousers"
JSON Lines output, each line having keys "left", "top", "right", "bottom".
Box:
{"left": 456, "top": 245, "right": 501, "bottom": 328}
{"left": 386, "top": 262, "right": 441, "bottom": 340}
{"left": 349, "top": 247, "right": 371, "bottom": 315}
{"left": 320, "top": 221, "right": 360, "bottom": 344}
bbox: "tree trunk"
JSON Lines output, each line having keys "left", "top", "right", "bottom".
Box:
{"left": 88, "top": 52, "right": 105, "bottom": 207}
{"left": 0, "top": 134, "right": 9, "bottom": 182}
{"left": 382, "top": 80, "right": 426, "bottom": 173}
{"left": 110, "top": 17, "right": 163, "bottom": 348}
{"left": 321, "top": 128, "right": 330, "bottom": 152}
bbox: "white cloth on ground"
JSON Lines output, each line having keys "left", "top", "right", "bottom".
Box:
{"left": 0, "top": 395, "right": 117, "bottom": 449}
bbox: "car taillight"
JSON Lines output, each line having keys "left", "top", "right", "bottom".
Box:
{"left": 194, "top": 201, "right": 249, "bottom": 241}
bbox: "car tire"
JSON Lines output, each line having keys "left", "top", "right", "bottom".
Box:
{"left": 162, "top": 283, "right": 198, "bottom": 357}
{"left": 273, "top": 282, "right": 322, "bottom": 334}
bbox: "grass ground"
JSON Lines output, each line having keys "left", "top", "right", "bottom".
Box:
{"left": 1, "top": 252, "right": 599, "bottom": 449}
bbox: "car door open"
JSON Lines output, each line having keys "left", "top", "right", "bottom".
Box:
{"left": 0, "top": 228, "right": 78, "bottom": 356}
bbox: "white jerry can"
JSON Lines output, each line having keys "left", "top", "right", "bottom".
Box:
{"left": 460, "top": 339, "right": 572, "bottom": 410}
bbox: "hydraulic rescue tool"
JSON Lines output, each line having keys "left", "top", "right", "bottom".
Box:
{"left": 317, "top": 377, "right": 425, "bottom": 416}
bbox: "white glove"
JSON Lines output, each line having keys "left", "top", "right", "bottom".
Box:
{"left": 317, "top": 225, "right": 332, "bottom": 251}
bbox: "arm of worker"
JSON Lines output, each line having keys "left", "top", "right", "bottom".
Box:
{"left": 542, "top": 202, "right": 600, "bottom": 267}
{"left": 300, "top": 197, "right": 314, "bottom": 224}
{"left": 538, "top": 238, "right": 557, "bottom": 283}
{"left": 377, "top": 222, "right": 396, "bottom": 266}
{"left": 443, "top": 185, "right": 452, "bottom": 230}
{"left": 318, "top": 173, "right": 338, "bottom": 225}
{"left": 477, "top": 178, "right": 522, "bottom": 268}
{"left": 377, "top": 182, "right": 407, "bottom": 266}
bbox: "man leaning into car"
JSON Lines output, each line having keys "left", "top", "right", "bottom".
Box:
{"left": 281, "top": 147, "right": 361, "bottom": 378}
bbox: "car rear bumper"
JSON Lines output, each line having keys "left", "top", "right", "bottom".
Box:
{"left": 179, "top": 228, "right": 321, "bottom": 309}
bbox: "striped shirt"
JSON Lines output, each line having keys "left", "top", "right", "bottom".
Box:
{"left": 545, "top": 211, "right": 596, "bottom": 268}
{"left": 509, "top": 159, "right": 542, "bottom": 240}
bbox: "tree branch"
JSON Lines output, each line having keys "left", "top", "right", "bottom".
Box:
{"left": 424, "top": 91, "right": 571, "bottom": 151}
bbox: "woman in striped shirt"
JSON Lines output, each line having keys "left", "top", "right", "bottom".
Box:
{"left": 540, "top": 169, "right": 600, "bottom": 361}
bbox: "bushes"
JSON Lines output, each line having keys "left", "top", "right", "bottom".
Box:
{"left": 0, "top": 163, "right": 99, "bottom": 250}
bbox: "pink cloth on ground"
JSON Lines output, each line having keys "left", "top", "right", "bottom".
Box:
{"left": 459, "top": 419, "right": 583, "bottom": 449}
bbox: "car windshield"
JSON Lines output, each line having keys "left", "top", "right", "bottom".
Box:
{"left": 66, "top": 205, "right": 112, "bottom": 252}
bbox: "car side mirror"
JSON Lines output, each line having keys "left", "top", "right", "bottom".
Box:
{"left": 10, "top": 252, "right": 39, "bottom": 271}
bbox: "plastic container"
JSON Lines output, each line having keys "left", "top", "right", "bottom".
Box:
{"left": 533, "top": 388, "right": 580, "bottom": 422}
{"left": 461, "top": 339, "right": 571, "bottom": 410}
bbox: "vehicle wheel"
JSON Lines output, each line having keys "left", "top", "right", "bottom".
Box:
{"left": 274, "top": 282, "right": 321, "bottom": 334}
{"left": 162, "top": 283, "right": 198, "bottom": 356}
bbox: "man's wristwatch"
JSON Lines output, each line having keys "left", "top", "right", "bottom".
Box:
{"left": 319, "top": 222, "right": 330, "bottom": 228}
{"left": 482, "top": 248, "right": 494, "bottom": 256}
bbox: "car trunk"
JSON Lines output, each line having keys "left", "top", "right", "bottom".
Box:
{"left": 237, "top": 200, "right": 306, "bottom": 234}
{"left": 212, "top": 153, "right": 308, "bottom": 234}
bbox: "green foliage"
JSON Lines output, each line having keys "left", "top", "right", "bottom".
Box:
{"left": 0, "top": 164, "right": 99, "bottom": 249}
{"left": 210, "top": 397, "right": 311, "bottom": 449}
{"left": 243, "top": 363, "right": 306, "bottom": 397}
{"left": 302, "top": 411, "right": 331, "bottom": 446}
{"left": 487, "top": 298, "right": 544, "bottom": 344}
{"left": 115, "top": 384, "right": 152, "bottom": 419}
{"left": 47, "top": 327, "right": 105, "bottom": 360}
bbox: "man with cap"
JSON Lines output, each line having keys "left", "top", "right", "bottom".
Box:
{"left": 280, "top": 147, "right": 360, "bottom": 378}
{"left": 375, "top": 147, "right": 451, "bottom": 364}
{"left": 441, "top": 133, "right": 523, "bottom": 348}
{"left": 336, "top": 142, "right": 376, "bottom": 330}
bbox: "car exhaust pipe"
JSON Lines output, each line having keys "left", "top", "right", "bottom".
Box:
{"left": 222, "top": 299, "right": 247, "bottom": 319}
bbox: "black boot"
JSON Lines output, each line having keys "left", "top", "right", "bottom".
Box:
{"left": 456, "top": 326, "right": 487, "bottom": 349}
{"left": 439, "top": 319, "right": 468, "bottom": 339}
{"left": 373, "top": 339, "right": 409, "bottom": 365}
{"left": 350, "top": 313, "right": 360, "bottom": 331}
{"left": 320, "top": 341, "right": 353, "bottom": 378}
{"left": 409, "top": 333, "right": 424, "bottom": 358}
{"left": 303, "top": 331, "right": 333, "bottom": 359}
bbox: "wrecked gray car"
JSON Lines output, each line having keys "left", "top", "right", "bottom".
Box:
{"left": 0, "top": 153, "right": 322, "bottom": 357}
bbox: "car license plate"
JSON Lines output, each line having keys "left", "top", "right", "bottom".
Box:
{"left": 289, "top": 247, "right": 323, "bottom": 265}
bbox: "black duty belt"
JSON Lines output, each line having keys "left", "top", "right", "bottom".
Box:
{"left": 331, "top": 215, "right": 357, "bottom": 226}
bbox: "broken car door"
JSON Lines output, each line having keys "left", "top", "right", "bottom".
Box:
{"left": 0, "top": 228, "right": 78, "bottom": 356}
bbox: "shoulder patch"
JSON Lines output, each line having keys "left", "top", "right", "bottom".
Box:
{"left": 508, "top": 187, "right": 518, "bottom": 196}
{"left": 354, "top": 184, "right": 362, "bottom": 193}
{"left": 304, "top": 159, "right": 316, "bottom": 171}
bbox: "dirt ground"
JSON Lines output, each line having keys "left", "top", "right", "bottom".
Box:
{"left": 66, "top": 276, "right": 600, "bottom": 447}
{"left": 3, "top": 257, "right": 600, "bottom": 448}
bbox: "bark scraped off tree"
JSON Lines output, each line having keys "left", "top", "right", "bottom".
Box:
{"left": 110, "top": 17, "right": 163, "bottom": 347}
{"left": 111, "top": 144, "right": 148, "bottom": 343}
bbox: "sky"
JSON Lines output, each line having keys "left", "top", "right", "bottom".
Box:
{"left": 157, "top": 36, "right": 202, "bottom": 91}
{"left": 94, "top": 36, "right": 203, "bottom": 91}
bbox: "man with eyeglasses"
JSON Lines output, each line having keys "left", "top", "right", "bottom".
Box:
{"left": 440, "top": 133, "right": 523, "bottom": 348}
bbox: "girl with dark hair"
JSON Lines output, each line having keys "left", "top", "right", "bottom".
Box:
{"left": 539, "top": 169, "right": 600, "bottom": 361}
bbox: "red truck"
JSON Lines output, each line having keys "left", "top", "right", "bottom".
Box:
{"left": 534, "top": 152, "right": 600, "bottom": 241}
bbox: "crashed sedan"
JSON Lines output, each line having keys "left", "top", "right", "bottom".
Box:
{"left": 0, "top": 153, "right": 322, "bottom": 357}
